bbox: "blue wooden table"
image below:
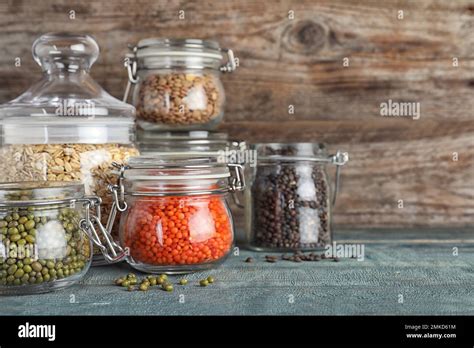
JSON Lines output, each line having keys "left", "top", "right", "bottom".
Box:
{"left": 1, "top": 229, "right": 473, "bottom": 315}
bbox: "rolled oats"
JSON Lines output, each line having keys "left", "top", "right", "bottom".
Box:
{"left": 0, "top": 143, "right": 139, "bottom": 254}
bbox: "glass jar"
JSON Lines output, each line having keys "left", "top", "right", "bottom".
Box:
{"left": 0, "top": 181, "right": 126, "bottom": 295}
{"left": 136, "top": 131, "right": 249, "bottom": 245}
{"left": 124, "top": 39, "right": 237, "bottom": 131}
{"left": 244, "top": 143, "right": 348, "bottom": 251}
{"left": 110, "top": 155, "right": 245, "bottom": 274}
{"left": 0, "top": 33, "right": 140, "bottom": 264}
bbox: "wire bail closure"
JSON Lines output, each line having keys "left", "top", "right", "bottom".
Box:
{"left": 108, "top": 161, "right": 245, "bottom": 212}
{"left": 123, "top": 46, "right": 138, "bottom": 103}
{"left": 122, "top": 43, "right": 236, "bottom": 102}
{"left": 228, "top": 163, "right": 245, "bottom": 192}
{"left": 79, "top": 196, "right": 128, "bottom": 264}
{"left": 219, "top": 48, "right": 236, "bottom": 73}
{"left": 330, "top": 151, "right": 349, "bottom": 206}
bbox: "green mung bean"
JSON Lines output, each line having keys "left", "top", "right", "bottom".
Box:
{"left": 0, "top": 207, "right": 90, "bottom": 289}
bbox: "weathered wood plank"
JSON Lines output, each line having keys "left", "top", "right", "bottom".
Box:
{"left": 0, "top": 0, "right": 472, "bottom": 228}
{"left": 3, "top": 230, "right": 474, "bottom": 315}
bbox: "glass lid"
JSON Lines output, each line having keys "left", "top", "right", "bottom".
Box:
{"left": 137, "top": 130, "right": 231, "bottom": 152}
{"left": 135, "top": 38, "right": 223, "bottom": 60}
{"left": 253, "top": 143, "right": 349, "bottom": 166}
{"left": 0, "top": 33, "right": 135, "bottom": 145}
{"left": 0, "top": 181, "right": 84, "bottom": 205}
{"left": 137, "top": 130, "right": 246, "bottom": 154}
{"left": 124, "top": 155, "right": 231, "bottom": 181}
{"left": 130, "top": 38, "right": 236, "bottom": 72}
{"left": 137, "top": 130, "right": 229, "bottom": 142}
{"left": 254, "top": 143, "right": 329, "bottom": 162}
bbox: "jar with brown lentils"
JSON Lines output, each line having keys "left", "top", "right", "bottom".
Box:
{"left": 244, "top": 143, "right": 348, "bottom": 251}
{"left": 125, "top": 39, "right": 237, "bottom": 131}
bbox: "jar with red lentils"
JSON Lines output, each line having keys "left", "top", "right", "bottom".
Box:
{"left": 110, "top": 155, "right": 244, "bottom": 274}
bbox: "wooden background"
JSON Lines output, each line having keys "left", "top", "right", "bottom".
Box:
{"left": 0, "top": 0, "right": 473, "bottom": 229}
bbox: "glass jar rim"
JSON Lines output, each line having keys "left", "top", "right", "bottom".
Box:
{"left": 135, "top": 38, "right": 223, "bottom": 60}
{"left": 137, "top": 131, "right": 245, "bottom": 153}
{"left": 0, "top": 181, "right": 84, "bottom": 206}
{"left": 124, "top": 155, "right": 231, "bottom": 180}
{"left": 130, "top": 38, "right": 232, "bottom": 71}
{"left": 137, "top": 130, "right": 230, "bottom": 146}
{"left": 253, "top": 142, "right": 330, "bottom": 163}
{"left": 137, "top": 38, "right": 221, "bottom": 50}
{"left": 137, "top": 130, "right": 229, "bottom": 141}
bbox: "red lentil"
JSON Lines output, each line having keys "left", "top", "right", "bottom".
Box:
{"left": 124, "top": 195, "right": 232, "bottom": 265}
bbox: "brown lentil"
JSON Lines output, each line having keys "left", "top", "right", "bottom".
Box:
{"left": 135, "top": 73, "right": 223, "bottom": 126}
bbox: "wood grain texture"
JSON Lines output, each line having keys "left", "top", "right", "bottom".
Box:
{"left": 3, "top": 230, "right": 474, "bottom": 315}
{"left": 0, "top": 0, "right": 473, "bottom": 228}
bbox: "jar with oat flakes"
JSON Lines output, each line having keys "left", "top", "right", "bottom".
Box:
{"left": 0, "top": 33, "right": 139, "bottom": 265}
{"left": 124, "top": 39, "right": 237, "bottom": 131}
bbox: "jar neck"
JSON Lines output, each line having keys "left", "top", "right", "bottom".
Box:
{"left": 138, "top": 57, "right": 222, "bottom": 71}
{"left": 41, "top": 57, "right": 91, "bottom": 75}
{"left": 125, "top": 178, "right": 230, "bottom": 196}
{"left": 258, "top": 160, "right": 328, "bottom": 166}
{"left": 44, "top": 69, "right": 90, "bottom": 82}
{"left": 254, "top": 143, "right": 327, "bottom": 158}
{"left": 0, "top": 182, "right": 84, "bottom": 203}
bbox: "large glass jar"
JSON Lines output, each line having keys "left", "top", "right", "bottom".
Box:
{"left": 124, "top": 39, "right": 237, "bottom": 131}
{"left": 0, "top": 33, "right": 140, "bottom": 264}
{"left": 110, "top": 155, "right": 245, "bottom": 274}
{"left": 0, "top": 182, "right": 126, "bottom": 295}
{"left": 244, "top": 143, "right": 348, "bottom": 251}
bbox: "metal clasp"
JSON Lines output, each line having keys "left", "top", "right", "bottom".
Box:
{"left": 329, "top": 151, "right": 349, "bottom": 206}
{"left": 123, "top": 45, "right": 138, "bottom": 103}
{"left": 79, "top": 196, "right": 128, "bottom": 264}
{"left": 109, "top": 162, "right": 128, "bottom": 212}
{"left": 228, "top": 163, "right": 245, "bottom": 192}
{"left": 219, "top": 48, "right": 237, "bottom": 73}
{"left": 331, "top": 151, "right": 349, "bottom": 166}
{"left": 228, "top": 163, "right": 245, "bottom": 208}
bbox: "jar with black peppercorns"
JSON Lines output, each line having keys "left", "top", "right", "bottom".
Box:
{"left": 124, "top": 39, "right": 237, "bottom": 131}
{"left": 244, "top": 143, "right": 348, "bottom": 251}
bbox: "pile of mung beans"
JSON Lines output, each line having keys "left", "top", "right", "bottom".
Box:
{"left": 114, "top": 273, "right": 215, "bottom": 292}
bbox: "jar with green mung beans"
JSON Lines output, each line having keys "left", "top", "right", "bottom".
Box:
{"left": 0, "top": 181, "right": 127, "bottom": 295}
